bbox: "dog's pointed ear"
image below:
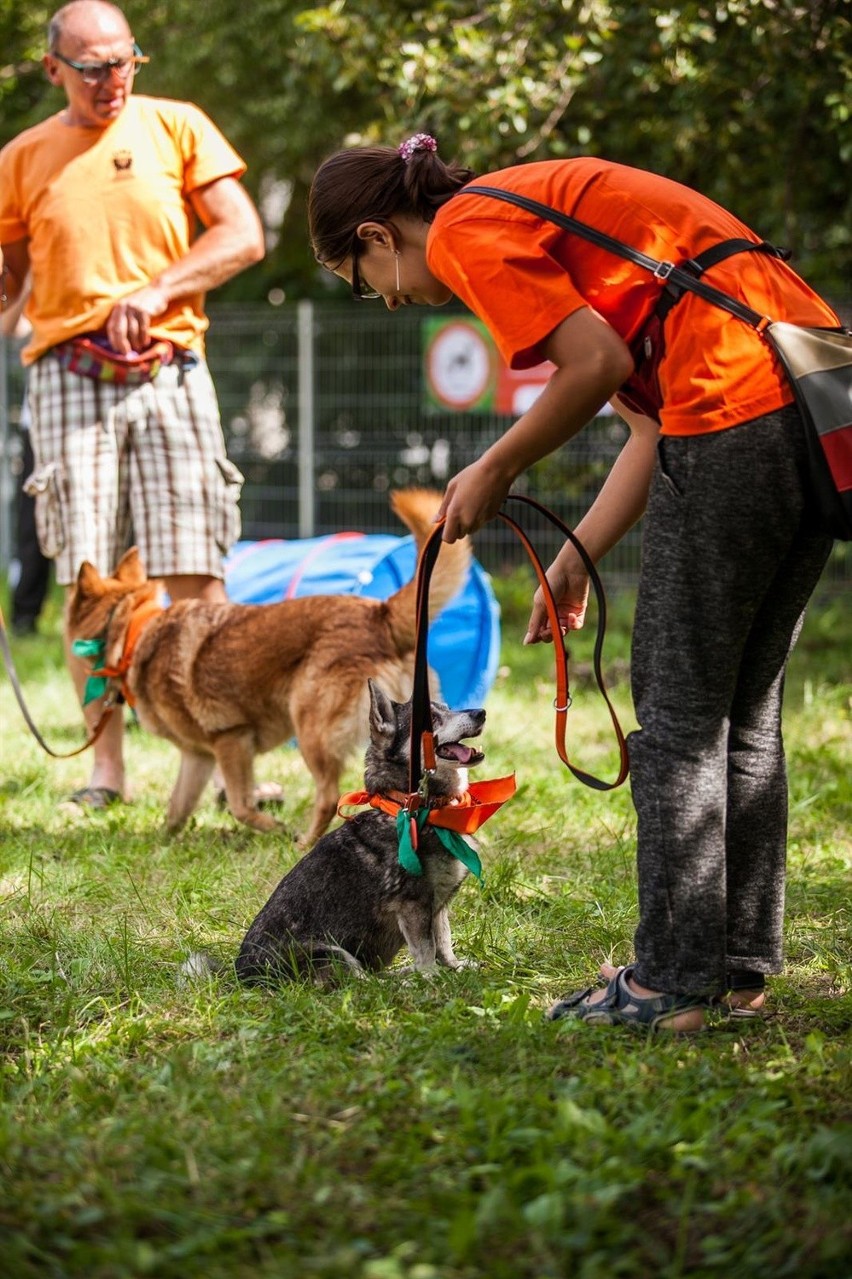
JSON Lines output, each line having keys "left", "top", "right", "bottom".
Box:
{"left": 76, "top": 560, "right": 105, "bottom": 597}
{"left": 368, "top": 679, "right": 396, "bottom": 737}
{"left": 114, "top": 546, "right": 146, "bottom": 586}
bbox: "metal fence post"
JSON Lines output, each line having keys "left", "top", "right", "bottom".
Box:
{"left": 297, "top": 299, "right": 315, "bottom": 538}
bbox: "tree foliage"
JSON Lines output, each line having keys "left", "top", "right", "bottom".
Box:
{"left": 2, "top": 0, "right": 849, "bottom": 299}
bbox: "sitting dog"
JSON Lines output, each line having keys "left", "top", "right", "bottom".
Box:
{"left": 65, "top": 490, "right": 470, "bottom": 843}
{"left": 235, "top": 680, "right": 490, "bottom": 984}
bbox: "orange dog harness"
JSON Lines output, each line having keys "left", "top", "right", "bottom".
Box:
{"left": 338, "top": 775, "right": 517, "bottom": 878}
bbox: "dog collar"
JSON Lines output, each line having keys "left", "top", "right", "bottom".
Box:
{"left": 338, "top": 775, "right": 516, "bottom": 878}
{"left": 72, "top": 596, "right": 164, "bottom": 706}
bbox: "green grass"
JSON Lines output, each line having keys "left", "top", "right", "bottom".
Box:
{"left": 1, "top": 577, "right": 850, "bottom": 1279}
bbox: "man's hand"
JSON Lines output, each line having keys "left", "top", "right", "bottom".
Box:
{"left": 104, "top": 282, "right": 170, "bottom": 354}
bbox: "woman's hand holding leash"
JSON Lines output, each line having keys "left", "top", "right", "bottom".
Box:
{"left": 525, "top": 551, "right": 590, "bottom": 644}
{"left": 436, "top": 457, "right": 514, "bottom": 542}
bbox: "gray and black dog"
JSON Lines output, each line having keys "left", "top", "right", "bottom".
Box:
{"left": 234, "top": 679, "right": 487, "bottom": 985}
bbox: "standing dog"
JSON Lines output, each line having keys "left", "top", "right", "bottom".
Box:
{"left": 65, "top": 490, "right": 470, "bottom": 842}
{"left": 235, "top": 680, "right": 487, "bottom": 984}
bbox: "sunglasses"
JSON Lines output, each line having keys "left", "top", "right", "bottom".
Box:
{"left": 52, "top": 42, "right": 149, "bottom": 86}
{"left": 350, "top": 238, "right": 381, "bottom": 302}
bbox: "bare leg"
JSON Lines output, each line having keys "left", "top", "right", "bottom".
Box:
{"left": 64, "top": 587, "right": 125, "bottom": 796}
{"left": 163, "top": 574, "right": 227, "bottom": 604}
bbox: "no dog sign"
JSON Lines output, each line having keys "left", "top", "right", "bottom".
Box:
{"left": 423, "top": 315, "right": 555, "bottom": 415}
{"left": 424, "top": 318, "right": 496, "bottom": 411}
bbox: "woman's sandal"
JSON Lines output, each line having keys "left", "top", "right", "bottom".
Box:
{"left": 547, "top": 965, "right": 707, "bottom": 1033}
{"left": 710, "top": 969, "right": 767, "bottom": 1019}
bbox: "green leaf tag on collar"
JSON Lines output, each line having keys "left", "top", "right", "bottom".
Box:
{"left": 71, "top": 638, "right": 109, "bottom": 705}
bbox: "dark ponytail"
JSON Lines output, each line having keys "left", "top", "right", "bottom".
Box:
{"left": 309, "top": 138, "right": 477, "bottom": 268}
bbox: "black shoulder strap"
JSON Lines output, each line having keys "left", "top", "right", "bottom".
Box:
{"left": 459, "top": 184, "right": 786, "bottom": 331}
{"left": 654, "top": 238, "right": 790, "bottom": 327}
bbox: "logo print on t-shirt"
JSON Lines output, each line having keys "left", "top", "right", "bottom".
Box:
{"left": 113, "top": 150, "right": 132, "bottom": 171}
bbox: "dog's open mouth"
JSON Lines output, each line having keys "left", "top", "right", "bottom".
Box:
{"left": 436, "top": 741, "right": 485, "bottom": 767}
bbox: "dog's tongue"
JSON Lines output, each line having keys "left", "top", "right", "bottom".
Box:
{"left": 441, "top": 742, "right": 475, "bottom": 763}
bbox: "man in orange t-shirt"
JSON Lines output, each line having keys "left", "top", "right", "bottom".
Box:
{"left": 309, "top": 135, "right": 837, "bottom": 1033}
{"left": 0, "top": 1, "right": 265, "bottom": 812}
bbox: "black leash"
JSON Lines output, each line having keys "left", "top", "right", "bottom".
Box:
{"left": 407, "top": 494, "right": 630, "bottom": 805}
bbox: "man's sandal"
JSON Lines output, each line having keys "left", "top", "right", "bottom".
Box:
{"left": 547, "top": 965, "right": 707, "bottom": 1033}
{"left": 63, "top": 786, "right": 123, "bottom": 811}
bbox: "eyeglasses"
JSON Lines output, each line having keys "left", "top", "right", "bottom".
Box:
{"left": 351, "top": 239, "right": 381, "bottom": 301}
{"left": 52, "top": 42, "right": 149, "bottom": 86}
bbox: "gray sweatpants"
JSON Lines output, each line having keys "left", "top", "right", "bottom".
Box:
{"left": 629, "top": 404, "right": 832, "bottom": 994}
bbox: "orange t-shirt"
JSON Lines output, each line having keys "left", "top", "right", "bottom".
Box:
{"left": 427, "top": 158, "right": 839, "bottom": 436}
{"left": 0, "top": 95, "right": 247, "bottom": 365}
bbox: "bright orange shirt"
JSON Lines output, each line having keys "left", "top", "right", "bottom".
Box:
{"left": 0, "top": 95, "right": 247, "bottom": 365}
{"left": 427, "top": 158, "right": 839, "bottom": 436}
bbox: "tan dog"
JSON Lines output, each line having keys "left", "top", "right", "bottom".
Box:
{"left": 66, "top": 491, "right": 471, "bottom": 842}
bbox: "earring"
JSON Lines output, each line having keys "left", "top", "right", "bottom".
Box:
{"left": 394, "top": 251, "right": 401, "bottom": 293}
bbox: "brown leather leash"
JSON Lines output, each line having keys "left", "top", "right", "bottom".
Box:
{"left": 0, "top": 604, "right": 117, "bottom": 758}
{"left": 407, "top": 493, "right": 630, "bottom": 805}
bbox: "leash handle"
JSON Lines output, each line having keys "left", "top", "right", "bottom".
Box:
{"left": 0, "top": 606, "right": 117, "bottom": 758}
{"left": 407, "top": 495, "right": 629, "bottom": 799}
{"left": 501, "top": 494, "right": 629, "bottom": 789}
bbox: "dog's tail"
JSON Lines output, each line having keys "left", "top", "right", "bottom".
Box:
{"left": 385, "top": 488, "right": 472, "bottom": 654}
{"left": 177, "top": 951, "right": 227, "bottom": 984}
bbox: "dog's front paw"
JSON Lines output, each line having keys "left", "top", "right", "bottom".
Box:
{"left": 443, "top": 957, "right": 479, "bottom": 971}
{"left": 396, "top": 962, "right": 438, "bottom": 980}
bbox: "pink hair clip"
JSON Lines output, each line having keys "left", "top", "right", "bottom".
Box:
{"left": 398, "top": 133, "right": 438, "bottom": 163}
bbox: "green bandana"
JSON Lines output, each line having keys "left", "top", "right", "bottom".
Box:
{"left": 71, "top": 638, "right": 109, "bottom": 705}
{"left": 395, "top": 806, "right": 483, "bottom": 880}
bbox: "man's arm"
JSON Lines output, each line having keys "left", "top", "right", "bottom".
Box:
{"left": 105, "top": 175, "right": 265, "bottom": 353}
{"left": 0, "top": 240, "right": 31, "bottom": 318}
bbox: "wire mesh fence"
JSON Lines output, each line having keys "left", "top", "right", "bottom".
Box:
{"left": 205, "top": 301, "right": 849, "bottom": 589}
{"left": 208, "top": 301, "right": 644, "bottom": 581}
{"left": 1, "top": 300, "right": 849, "bottom": 590}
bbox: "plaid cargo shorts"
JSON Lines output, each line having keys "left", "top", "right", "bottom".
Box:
{"left": 24, "top": 352, "right": 244, "bottom": 586}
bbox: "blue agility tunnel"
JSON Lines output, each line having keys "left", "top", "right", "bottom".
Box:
{"left": 223, "top": 533, "right": 501, "bottom": 709}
